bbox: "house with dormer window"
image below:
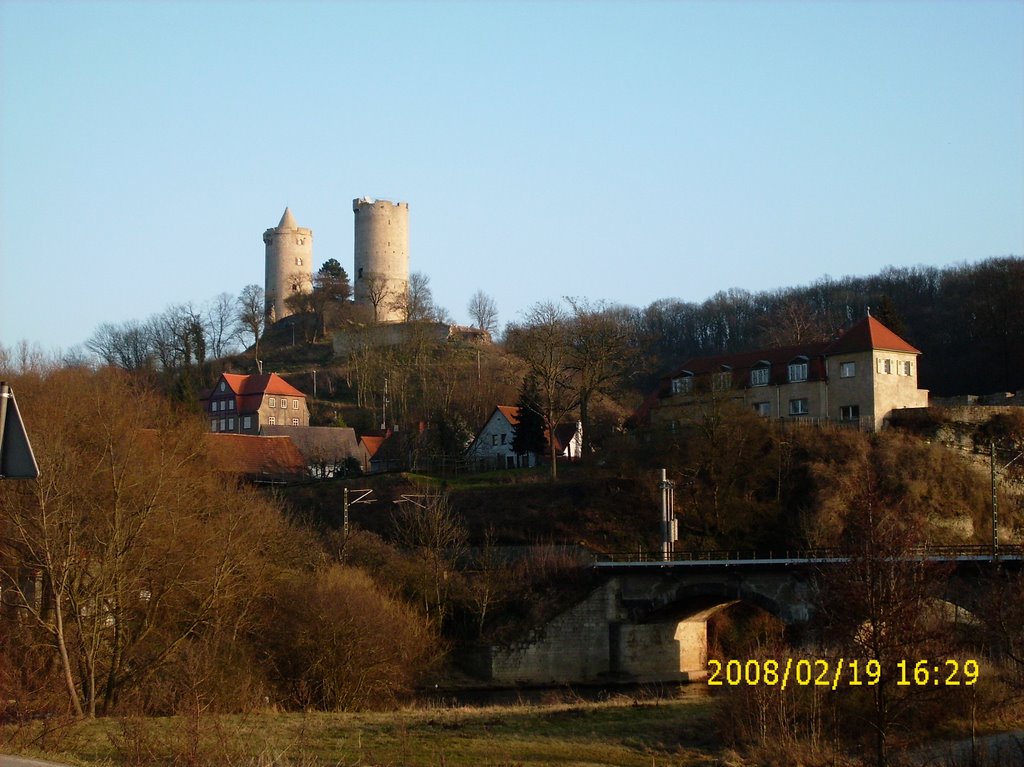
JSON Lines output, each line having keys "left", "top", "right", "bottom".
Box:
{"left": 200, "top": 373, "right": 310, "bottom": 434}
{"left": 636, "top": 314, "right": 929, "bottom": 432}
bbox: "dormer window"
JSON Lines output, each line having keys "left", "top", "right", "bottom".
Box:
{"left": 712, "top": 366, "right": 732, "bottom": 392}
{"left": 750, "top": 362, "right": 770, "bottom": 387}
{"left": 671, "top": 373, "right": 694, "bottom": 395}
{"left": 788, "top": 357, "right": 809, "bottom": 382}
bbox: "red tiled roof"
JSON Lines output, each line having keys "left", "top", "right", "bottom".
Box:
{"left": 221, "top": 373, "right": 306, "bottom": 397}
{"left": 824, "top": 315, "right": 921, "bottom": 355}
{"left": 359, "top": 435, "right": 386, "bottom": 458}
{"left": 629, "top": 315, "right": 921, "bottom": 427}
{"left": 205, "top": 433, "right": 306, "bottom": 479}
{"left": 496, "top": 405, "right": 520, "bottom": 425}
{"left": 201, "top": 373, "right": 308, "bottom": 417}
{"left": 666, "top": 341, "right": 832, "bottom": 380}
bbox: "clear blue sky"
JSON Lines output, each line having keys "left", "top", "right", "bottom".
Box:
{"left": 2, "top": 0, "right": 1022, "bottom": 353}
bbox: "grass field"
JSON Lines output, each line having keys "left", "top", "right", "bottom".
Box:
{"left": 0, "top": 696, "right": 723, "bottom": 767}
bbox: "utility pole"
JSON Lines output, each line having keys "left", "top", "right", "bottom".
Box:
{"left": 342, "top": 487, "right": 374, "bottom": 539}
{"left": 659, "top": 469, "right": 676, "bottom": 561}
{"left": 991, "top": 441, "right": 998, "bottom": 561}
{"left": 991, "top": 441, "right": 1024, "bottom": 562}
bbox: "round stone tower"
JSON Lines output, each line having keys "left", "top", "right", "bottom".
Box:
{"left": 352, "top": 197, "right": 409, "bottom": 323}
{"left": 263, "top": 207, "right": 313, "bottom": 322}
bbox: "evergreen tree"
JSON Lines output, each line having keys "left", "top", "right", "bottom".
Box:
{"left": 872, "top": 294, "right": 908, "bottom": 339}
{"left": 512, "top": 375, "right": 548, "bottom": 458}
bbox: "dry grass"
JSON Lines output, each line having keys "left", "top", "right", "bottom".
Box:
{"left": 0, "top": 696, "right": 720, "bottom": 767}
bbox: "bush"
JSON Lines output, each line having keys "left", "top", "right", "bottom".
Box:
{"left": 261, "top": 565, "right": 439, "bottom": 710}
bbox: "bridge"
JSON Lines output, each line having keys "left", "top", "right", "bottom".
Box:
{"left": 471, "top": 546, "right": 1022, "bottom": 688}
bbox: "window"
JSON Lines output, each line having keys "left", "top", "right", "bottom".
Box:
{"left": 269, "top": 416, "right": 276, "bottom": 426}
{"left": 227, "top": 417, "right": 234, "bottom": 430}
{"left": 789, "top": 398, "right": 809, "bottom": 416}
{"left": 788, "top": 360, "right": 808, "bottom": 382}
{"left": 211, "top": 419, "right": 217, "bottom": 431}
{"left": 903, "top": 361, "right": 912, "bottom": 376}
{"left": 211, "top": 401, "right": 217, "bottom": 413}
{"left": 840, "top": 361, "right": 856, "bottom": 378}
{"left": 500, "top": 433, "right": 507, "bottom": 445}
{"left": 218, "top": 381, "right": 226, "bottom": 392}
{"left": 280, "top": 398, "right": 289, "bottom": 409}
{"left": 754, "top": 402, "right": 771, "bottom": 416}
{"left": 292, "top": 418, "right": 299, "bottom": 426}
{"left": 671, "top": 375, "right": 693, "bottom": 394}
{"left": 228, "top": 400, "right": 235, "bottom": 410}
{"left": 750, "top": 367, "right": 770, "bottom": 387}
{"left": 492, "top": 435, "right": 498, "bottom": 446}
{"left": 242, "top": 416, "right": 252, "bottom": 429}
{"left": 712, "top": 368, "right": 732, "bottom": 392}
{"left": 840, "top": 405, "right": 860, "bottom": 421}
{"left": 268, "top": 397, "right": 276, "bottom": 408}
{"left": 219, "top": 418, "right": 226, "bottom": 430}
{"left": 884, "top": 359, "right": 892, "bottom": 374}
{"left": 292, "top": 399, "right": 299, "bottom": 409}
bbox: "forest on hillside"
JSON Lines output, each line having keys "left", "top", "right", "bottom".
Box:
{"left": 631, "top": 256, "right": 1024, "bottom": 397}
{"left": 3, "top": 257, "right": 1021, "bottom": 437}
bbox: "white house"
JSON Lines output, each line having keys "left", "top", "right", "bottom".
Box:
{"left": 466, "top": 406, "right": 538, "bottom": 469}
{"left": 466, "top": 406, "right": 584, "bottom": 469}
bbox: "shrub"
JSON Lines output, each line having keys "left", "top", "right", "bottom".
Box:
{"left": 261, "top": 565, "right": 439, "bottom": 710}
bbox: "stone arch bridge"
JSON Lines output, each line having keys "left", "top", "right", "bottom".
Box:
{"left": 472, "top": 548, "right": 1022, "bottom": 687}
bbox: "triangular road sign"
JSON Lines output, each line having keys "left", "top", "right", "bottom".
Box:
{"left": 1, "top": 382, "right": 40, "bottom": 479}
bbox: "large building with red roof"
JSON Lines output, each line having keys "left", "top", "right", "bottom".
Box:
{"left": 200, "top": 373, "right": 310, "bottom": 434}
{"left": 637, "top": 314, "right": 929, "bottom": 432}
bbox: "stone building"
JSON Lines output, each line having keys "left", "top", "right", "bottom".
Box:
{"left": 635, "top": 314, "right": 929, "bottom": 432}
{"left": 352, "top": 197, "right": 409, "bottom": 323}
{"left": 263, "top": 207, "right": 313, "bottom": 322}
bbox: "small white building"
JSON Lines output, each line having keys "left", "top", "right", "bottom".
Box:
{"left": 466, "top": 406, "right": 584, "bottom": 470}
{"left": 466, "top": 406, "right": 538, "bottom": 469}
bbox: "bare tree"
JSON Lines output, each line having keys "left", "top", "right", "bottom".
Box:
{"left": 236, "top": 284, "right": 265, "bottom": 365}
{"left": 0, "top": 368, "right": 307, "bottom": 716}
{"left": 818, "top": 463, "right": 952, "bottom": 767}
{"left": 467, "top": 290, "right": 499, "bottom": 334}
{"left": 397, "top": 272, "right": 437, "bottom": 323}
{"left": 86, "top": 320, "right": 155, "bottom": 371}
{"left": 391, "top": 493, "right": 468, "bottom": 627}
{"left": 505, "top": 301, "right": 579, "bottom": 479}
{"left": 205, "top": 292, "right": 240, "bottom": 359}
{"left": 565, "top": 298, "right": 634, "bottom": 458}
{"left": 363, "top": 273, "right": 394, "bottom": 323}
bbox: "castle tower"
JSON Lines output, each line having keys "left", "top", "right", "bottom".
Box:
{"left": 263, "top": 207, "right": 313, "bottom": 322}
{"left": 352, "top": 197, "right": 409, "bottom": 323}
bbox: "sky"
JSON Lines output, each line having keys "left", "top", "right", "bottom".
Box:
{"left": 1, "top": 0, "right": 1022, "bottom": 354}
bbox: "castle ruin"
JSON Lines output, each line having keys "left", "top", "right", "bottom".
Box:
{"left": 263, "top": 198, "right": 410, "bottom": 324}
{"left": 352, "top": 197, "right": 410, "bottom": 323}
{"left": 263, "top": 207, "right": 313, "bottom": 322}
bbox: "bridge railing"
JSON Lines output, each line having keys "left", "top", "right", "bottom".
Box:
{"left": 594, "top": 544, "right": 1024, "bottom": 564}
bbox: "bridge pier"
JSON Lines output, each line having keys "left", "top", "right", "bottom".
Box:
{"left": 478, "top": 579, "right": 739, "bottom": 686}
